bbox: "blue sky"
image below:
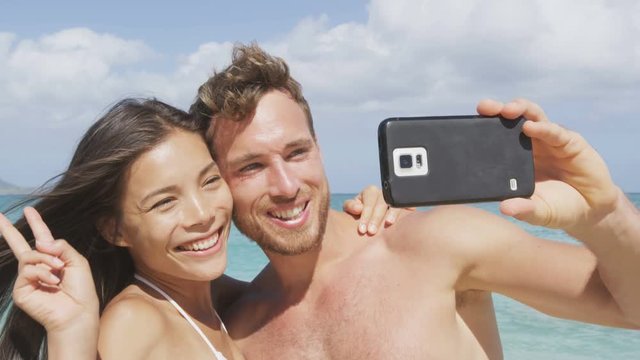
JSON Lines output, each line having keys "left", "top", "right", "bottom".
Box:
{"left": 1, "top": 0, "right": 639, "bottom": 192}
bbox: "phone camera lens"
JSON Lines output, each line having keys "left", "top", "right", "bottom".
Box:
{"left": 399, "top": 154, "right": 413, "bottom": 169}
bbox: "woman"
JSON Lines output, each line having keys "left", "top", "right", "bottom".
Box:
{"left": 0, "top": 98, "right": 397, "bottom": 359}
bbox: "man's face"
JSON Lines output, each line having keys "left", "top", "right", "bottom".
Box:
{"left": 212, "top": 90, "right": 330, "bottom": 255}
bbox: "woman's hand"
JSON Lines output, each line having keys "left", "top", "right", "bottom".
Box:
{"left": 343, "top": 185, "right": 415, "bottom": 235}
{"left": 0, "top": 207, "right": 99, "bottom": 333}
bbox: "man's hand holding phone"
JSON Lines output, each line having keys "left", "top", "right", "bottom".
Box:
{"left": 479, "top": 98, "right": 640, "bottom": 325}
{"left": 477, "top": 98, "right": 626, "bottom": 234}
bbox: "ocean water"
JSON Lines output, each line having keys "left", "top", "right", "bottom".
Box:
{"left": 2, "top": 194, "right": 639, "bottom": 359}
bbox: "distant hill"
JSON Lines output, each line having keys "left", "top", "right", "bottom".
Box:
{"left": 0, "top": 178, "right": 30, "bottom": 195}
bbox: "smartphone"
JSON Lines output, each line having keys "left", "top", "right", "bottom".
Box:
{"left": 378, "top": 115, "right": 534, "bottom": 207}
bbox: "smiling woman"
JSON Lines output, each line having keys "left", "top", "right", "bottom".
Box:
{"left": 0, "top": 98, "right": 243, "bottom": 359}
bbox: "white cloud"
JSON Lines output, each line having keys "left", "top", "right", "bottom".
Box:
{"left": 3, "top": 1, "right": 639, "bottom": 126}
{"left": 263, "top": 0, "right": 640, "bottom": 116}
{"left": 5, "top": 28, "right": 153, "bottom": 100}
{"left": 1, "top": 0, "right": 639, "bottom": 190}
{"left": 0, "top": 28, "right": 154, "bottom": 129}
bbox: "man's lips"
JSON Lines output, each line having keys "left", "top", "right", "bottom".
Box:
{"left": 268, "top": 201, "right": 308, "bottom": 220}
{"left": 267, "top": 201, "right": 310, "bottom": 228}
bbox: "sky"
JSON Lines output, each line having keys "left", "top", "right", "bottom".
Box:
{"left": 1, "top": 0, "right": 639, "bottom": 192}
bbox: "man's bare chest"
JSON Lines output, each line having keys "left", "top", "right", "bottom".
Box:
{"left": 243, "top": 266, "right": 455, "bottom": 359}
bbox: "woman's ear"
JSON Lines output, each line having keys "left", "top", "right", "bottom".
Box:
{"left": 97, "top": 217, "right": 130, "bottom": 248}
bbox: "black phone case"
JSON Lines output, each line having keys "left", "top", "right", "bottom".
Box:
{"left": 378, "top": 115, "right": 534, "bottom": 207}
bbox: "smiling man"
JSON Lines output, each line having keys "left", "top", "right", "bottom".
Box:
{"left": 213, "top": 91, "right": 330, "bottom": 257}
{"left": 190, "top": 44, "right": 640, "bottom": 359}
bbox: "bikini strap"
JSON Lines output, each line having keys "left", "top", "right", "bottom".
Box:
{"left": 134, "top": 274, "right": 228, "bottom": 360}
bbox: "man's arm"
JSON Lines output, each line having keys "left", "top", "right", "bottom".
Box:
{"left": 476, "top": 99, "right": 640, "bottom": 326}
{"left": 445, "top": 205, "right": 638, "bottom": 329}
{"left": 567, "top": 190, "right": 640, "bottom": 325}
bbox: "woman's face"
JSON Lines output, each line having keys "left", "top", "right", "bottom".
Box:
{"left": 115, "top": 129, "right": 233, "bottom": 282}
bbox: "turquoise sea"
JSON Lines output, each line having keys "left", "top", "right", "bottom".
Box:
{"left": 2, "top": 193, "right": 639, "bottom": 359}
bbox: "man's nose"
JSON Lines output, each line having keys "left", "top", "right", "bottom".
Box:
{"left": 268, "top": 161, "right": 301, "bottom": 200}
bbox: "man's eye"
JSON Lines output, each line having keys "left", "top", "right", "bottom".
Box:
{"left": 239, "top": 163, "right": 262, "bottom": 173}
{"left": 288, "top": 148, "right": 308, "bottom": 159}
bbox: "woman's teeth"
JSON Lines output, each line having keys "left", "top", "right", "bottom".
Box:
{"left": 270, "top": 203, "right": 305, "bottom": 221}
{"left": 178, "top": 233, "right": 219, "bottom": 252}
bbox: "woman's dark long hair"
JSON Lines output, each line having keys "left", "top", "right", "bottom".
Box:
{"left": 0, "top": 98, "right": 209, "bottom": 359}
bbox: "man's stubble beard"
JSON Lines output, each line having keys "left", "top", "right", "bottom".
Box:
{"left": 232, "top": 186, "right": 330, "bottom": 256}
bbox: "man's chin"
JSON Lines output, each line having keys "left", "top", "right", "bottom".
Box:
{"left": 233, "top": 188, "right": 330, "bottom": 256}
{"left": 255, "top": 225, "right": 323, "bottom": 256}
{"left": 261, "top": 236, "right": 321, "bottom": 256}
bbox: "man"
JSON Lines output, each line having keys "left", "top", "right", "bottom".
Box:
{"left": 190, "top": 44, "right": 640, "bottom": 359}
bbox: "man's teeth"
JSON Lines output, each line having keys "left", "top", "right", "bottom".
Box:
{"left": 270, "top": 204, "right": 305, "bottom": 220}
{"left": 178, "top": 234, "right": 219, "bottom": 252}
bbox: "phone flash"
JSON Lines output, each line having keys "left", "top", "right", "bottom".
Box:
{"left": 509, "top": 178, "right": 518, "bottom": 191}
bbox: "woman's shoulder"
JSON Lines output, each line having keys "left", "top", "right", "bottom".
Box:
{"left": 102, "top": 284, "right": 169, "bottom": 323}
{"left": 98, "top": 285, "right": 171, "bottom": 358}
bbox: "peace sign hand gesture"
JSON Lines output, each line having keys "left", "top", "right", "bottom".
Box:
{"left": 0, "top": 207, "right": 99, "bottom": 333}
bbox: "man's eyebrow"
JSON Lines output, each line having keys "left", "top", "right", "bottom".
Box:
{"left": 229, "top": 152, "right": 261, "bottom": 168}
{"left": 284, "top": 138, "right": 313, "bottom": 150}
{"left": 229, "top": 138, "right": 313, "bottom": 168}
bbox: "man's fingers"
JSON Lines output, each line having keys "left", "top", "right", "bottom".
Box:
{"left": 499, "top": 198, "right": 532, "bottom": 217}
{"left": 524, "top": 121, "right": 587, "bottom": 154}
{"left": 477, "top": 98, "right": 549, "bottom": 125}
{"left": 505, "top": 98, "right": 550, "bottom": 123}
{"left": 476, "top": 99, "right": 504, "bottom": 116}
{"left": 0, "top": 212, "right": 31, "bottom": 257}
{"left": 500, "top": 196, "right": 553, "bottom": 227}
{"left": 24, "top": 207, "right": 55, "bottom": 244}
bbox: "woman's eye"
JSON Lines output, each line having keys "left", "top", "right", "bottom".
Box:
{"left": 204, "top": 176, "right": 220, "bottom": 186}
{"left": 150, "top": 198, "right": 174, "bottom": 211}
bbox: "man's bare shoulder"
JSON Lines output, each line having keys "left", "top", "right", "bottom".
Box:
{"left": 382, "top": 204, "right": 521, "bottom": 261}
{"left": 99, "top": 287, "right": 171, "bottom": 358}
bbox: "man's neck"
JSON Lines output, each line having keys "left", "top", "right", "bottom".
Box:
{"left": 261, "top": 210, "right": 359, "bottom": 296}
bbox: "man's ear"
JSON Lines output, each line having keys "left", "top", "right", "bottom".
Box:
{"left": 97, "top": 217, "right": 130, "bottom": 248}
